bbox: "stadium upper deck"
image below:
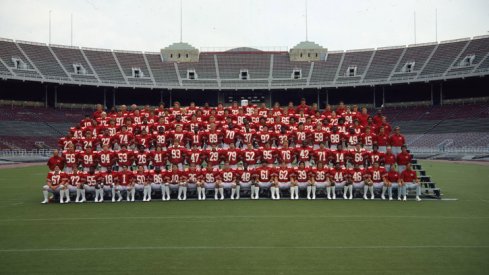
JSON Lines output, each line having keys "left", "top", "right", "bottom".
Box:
{"left": 0, "top": 35, "right": 488, "bottom": 90}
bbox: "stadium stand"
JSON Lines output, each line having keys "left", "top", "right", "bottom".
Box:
{"left": 81, "top": 48, "right": 126, "bottom": 84}
{"left": 17, "top": 41, "right": 70, "bottom": 80}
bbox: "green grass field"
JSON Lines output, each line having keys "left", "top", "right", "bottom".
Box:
{"left": 0, "top": 160, "right": 488, "bottom": 274}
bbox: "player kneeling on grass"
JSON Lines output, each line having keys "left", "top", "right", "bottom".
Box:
{"left": 367, "top": 162, "right": 388, "bottom": 200}
{"left": 400, "top": 163, "right": 421, "bottom": 201}
{"left": 42, "top": 165, "right": 69, "bottom": 204}
{"left": 386, "top": 164, "right": 402, "bottom": 201}
{"left": 116, "top": 165, "right": 135, "bottom": 202}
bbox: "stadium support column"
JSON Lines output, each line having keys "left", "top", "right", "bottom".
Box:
{"left": 160, "top": 90, "right": 163, "bottom": 104}
{"left": 440, "top": 82, "right": 443, "bottom": 106}
{"left": 372, "top": 87, "right": 376, "bottom": 108}
{"left": 325, "top": 89, "right": 329, "bottom": 106}
{"left": 169, "top": 90, "right": 173, "bottom": 106}
{"left": 316, "top": 90, "right": 320, "bottom": 108}
{"left": 112, "top": 88, "right": 116, "bottom": 107}
{"left": 103, "top": 88, "right": 107, "bottom": 109}
{"left": 382, "top": 86, "right": 385, "bottom": 107}
{"left": 44, "top": 85, "right": 48, "bottom": 108}
{"left": 54, "top": 85, "right": 57, "bottom": 108}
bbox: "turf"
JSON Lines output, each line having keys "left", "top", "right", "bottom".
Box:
{"left": 0, "top": 160, "right": 488, "bottom": 274}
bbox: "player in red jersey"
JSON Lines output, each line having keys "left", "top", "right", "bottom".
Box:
{"left": 116, "top": 165, "right": 135, "bottom": 202}
{"left": 99, "top": 166, "right": 118, "bottom": 202}
{"left": 222, "top": 124, "right": 239, "bottom": 149}
{"left": 293, "top": 161, "right": 311, "bottom": 199}
{"left": 201, "top": 166, "right": 218, "bottom": 200}
{"left": 389, "top": 126, "right": 406, "bottom": 155}
{"left": 148, "top": 166, "right": 165, "bottom": 201}
{"left": 369, "top": 145, "right": 385, "bottom": 167}
{"left": 223, "top": 142, "right": 241, "bottom": 168}
{"left": 347, "top": 163, "right": 367, "bottom": 200}
{"left": 204, "top": 144, "right": 223, "bottom": 169}
{"left": 329, "top": 162, "right": 348, "bottom": 200}
{"left": 295, "top": 142, "right": 313, "bottom": 167}
{"left": 256, "top": 126, "right": 273, "bottom": 147}
{"left": 361, "top": 127, "right": 376, "bottom": 151}
{"left": 167, "top": 164, "right": 188, "bottom": 201}
{"left": 344, "top": 128, "right": 361, "bottom": 149}
{"left": 153, "top": 127, "right": 168, "bottom": 149}
{"left": 67, "top": 166, "right": 86, "bottom": 203}
{"left": 312, "top": 142, "right": 330, "bottom": 166}
{"left": 383, "top": 146, "right": 397, "bottom": 172}
{"left": 277, "top": 141, "right": 295, "bottom": 167}
{"left": 204, "top": 124, "right": 222, "bottom": 147}
{"left": 148, "top": 145, "right": 166, "bottom": 169}
{"left": 116, "top": 145, "right": 134, "bottom": 168}
{"left": 348, "top": 143, "right": 369, "bottom": 168}
{"left": 328, "top": 126, "right": 343, "bottom": 150}
{"left": 330, "top": 143, "right": 348, "bottom": 168}
{"left": 133, "top": 165, "right": 149, "bottom": 201}
{"left": 62, "top": 143, "right": 78, "bottom": 173}
{"left": 259, "top": 142, "right": 277, "bottom": 167}
{"left": 97, "top": 129, "right": 114, "bottom": 150}
{"left": 216, "top": 163, "right": 236, "bottom": 200}
{"left": 376, "top": 127, "right": 390, "bottom": 153}
{"left": 400, "top": 163, "right": 421, "bottom": 201}
{"left": 312, "top": 124, "right": 328, "bottom": 150}
{"left": 386, "top": 164, "right": 402, "bottom": 201}
{"left": 396, "top": 145, "right": 412, "bottom": 174}
{"left": 135, "top": 129, "right": 153, "bottom": 149}
{"left": 274, "top": 162, "right": 292, "bottom": 199}
{"left": 78, "top": 146, "right": 97, "bottom": 172}
{"left": 42, "top": 165, "right": 69, "bottom": 204}
{"left": 310, "top": 162, "right": 331, "bottom": 199}
{"left": 47, "top": 149, "right": 65, "bottom": 171}
{"left": 241, "top": 143, "right": 259, "bottom": 168}
{"left": 236, "top": 163, "right": 254, "bottom": 197}
{"left": 254, "top": 162, "right": 273, "bottom": 199}
{"left": 187, "top": 128, "right": 205, "bottom": 148}
{"left": 98, "top": 144, "right": 116, "bottom": 171}
{"left": 83, "top": 166, "right": 102, "bottom": 202}
{"left": 58, "top": 132, "right": 74, "bottom": 150}
{"left": 366, "top": 162, "right": 388, "bottom": 200}
{"left": 134, "top": 146, "right": 150, "bottom": 169}
{"left": 167, "top": 139, "right": 186, "bottom": 170}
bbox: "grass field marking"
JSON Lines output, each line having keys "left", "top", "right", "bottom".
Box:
{"left": 0, "top": 245, "right": 488, "bottom": 253}
{"left": 0, "top": 215, "right": 487, "bottom": 223}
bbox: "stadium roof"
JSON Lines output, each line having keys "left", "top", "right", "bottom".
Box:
{"left": 162, "top": 42, "right": 197, "bottom": 51}
{"left": 226, "top": 47, "right": 262, "bottom": 52}
{"left": 291, "top": 41, "right": 325, "bottom": 50}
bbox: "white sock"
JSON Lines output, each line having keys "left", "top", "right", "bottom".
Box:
{"left": 214, "top": 188, "right": 219, "bottom": 199}
{"left": 81, "top": 189, "right": 86, "bottom": 201}
{"left": 111, "top": 187, "right": 116, "bottom": 200}
{"left": 250, "top": 186, "right": 255, "bottom": 199}
{"left": 197, "top": 186, "right": 202, "bottom": 199}
{"left": 270, "top": 187, "right": 276, "bottom": 199}
{"left": 275, "top": 187, "right": 280, "bottom": 199}
{"left": 255, "top": 186, "right": 260, "bottom": 199}
{"left": 59, "top": 189, "right": 65, "bottom": 203}
{"left": 76, "top": 189, "right": 80, "bottom": 201}
{"left": 326, "top": 186, "right": 331, "bottom": 198}
{"left": 64, "top": 189, "right": 70, "bottom": 201}
{"left": 143, "top": 186, "right": 148, "bottom": 200}
{"left": 219, "top": 187, "right": 224, "bottom": 199}
{"left": 311, "top": 185, "right": 316, "bottom": 199}
{"left": 343, "top": 186, "right": 348, "bottom": 197}
{"left": 161, "top": 186, "right": 166, "bottom": 200}
{"left": 290, "top": 187, "right": 294, "bottom": 199}
{"left": 165, "top": 186, "right": 170, "bottom": 200}
{"left": 369, "top": 186, "right": 374, "bottom": 198}
{"left": 231, "top": 188, "right": 236, "bottom": 199}
{"left": 182, "top": 186, "right": 187, "bottom": 200}
{"left": 43, "top": 189, "right": 49, "bottom": 201}
{"left": 306, "top": 186, "right": 312, "bottom": 198}
{"left": 178, "top": 186, "right": 183, "bottom": 199}
{"left": 382, "top": 186, "right": 387, "bottom": 196}
{"left": 294, "top": 186, "right": 299, "bottom": 199}
{"left": 117, "top": 190, "right": 122, "bottom": 200}
{"left": 235, "top": 185, "right": 240, "bottom": 199}
{"left": 363, "top": 185, "right": 369, "bottom": 197}
{"left": 201, "top": 186, "right": 206, "bottom": 199}
{"left": 131, "top": 188, "right": 135, "bottom": 200}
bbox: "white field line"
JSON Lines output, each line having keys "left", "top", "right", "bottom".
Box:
{"left": 0, "top": 215, "right": 487, "bottom": 223}
{"left": 0, "top": 245, "right": 488, "bottom": 253}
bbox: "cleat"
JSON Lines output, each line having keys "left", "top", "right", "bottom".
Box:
{"left": 131, "top": 198, "right": 135, "bottom": 202}
{"left": 416, "top": 196, "right": 421, "bottom": 202}
{"left": 370, "top": 195, "right": 375, "bottom": 200}
{"left": 403, "top": 196, "right": 407, "bottom": 201}
{"left": 41, "top": 199, "right": 48, "bottom": 204}
{"left": 381, "top": 195, "right": 386, "bottom": 200}
{"left": 389, "top": 197, "right": 393, "bottom": 201}
{"left": 117, "top": 197, "right": 123, "bottom": 202}
{"left": 112, "top": 198, "right": 115, "bottom": 202}
{"left": 363, "top": 195, "right": 368, "bottom": 200}
{"left": 398, "top": 197, "right": 401, "bottom": 201}
{"left": 343, "top": 194, "right": 347, "bottom": 200}
{"left": 349, "top": 195, "right": 353, "bottom": 200}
